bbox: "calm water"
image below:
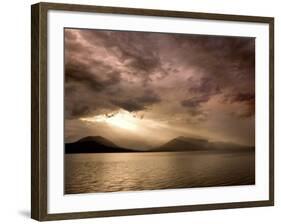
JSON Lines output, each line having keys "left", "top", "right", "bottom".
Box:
{"left": 65, "top": 151, "right": 255, "bottom": 194}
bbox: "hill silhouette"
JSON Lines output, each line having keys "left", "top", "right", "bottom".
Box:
{"left": 65, "top": 136, "right": 254, "bottom": 154}
{"left": 153, "top": 136, "right": 254, "bottom": 153}
{"left": 153, "top": 136, "right": 209, "bottom": 152}
{"left": 65, "top": 136, "right": 135, "bottom": 153}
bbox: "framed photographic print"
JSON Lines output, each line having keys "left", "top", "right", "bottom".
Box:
{"left": 31, "top": 2, "right": 274, "bottom": 221}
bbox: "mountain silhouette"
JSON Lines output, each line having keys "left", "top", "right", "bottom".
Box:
{"left": 153, "top": 136, "right": 254, "bottom": 153}
{"left": 77, "top": 136, "right": 118, "bottom": 147}
{"left": 65, "top": 136, "right": 135, "bottom": 153}
{"left": 65, "top": 135, "right": 254, "bottom": 154}
{"left": 153, "top": 136, "right": 209, "bottom": 151}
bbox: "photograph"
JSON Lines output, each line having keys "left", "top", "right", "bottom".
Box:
{"left": 30, "top": 2, "right": 274, "bottom": 220}
{"left": 64, "top": 28, "right": 255, "bottom": 194}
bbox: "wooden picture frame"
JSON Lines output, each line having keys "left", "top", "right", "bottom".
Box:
{"left": 31, "top": 2, "right": 274, "bottom": 221}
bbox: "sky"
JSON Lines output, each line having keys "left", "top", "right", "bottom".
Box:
{"left": 64, "top": 28, "right": 255, "bottom": 150}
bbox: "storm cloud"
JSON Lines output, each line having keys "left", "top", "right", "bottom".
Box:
{"left": 64, "top": 28, "right": 255, "bottom": 147}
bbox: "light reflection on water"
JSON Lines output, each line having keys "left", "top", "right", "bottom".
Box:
{"left": 65, "top": 151, "right": 255, "bottom": 194}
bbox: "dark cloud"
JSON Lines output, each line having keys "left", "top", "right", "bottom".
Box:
{"left": 111, "top": 99, "right": 145, "bottom": 112}
{"left": 175, "top": 36, "right": 255, "bottom": 121}
{"left": 64, "top": 28, "right": 255, "bottom": 146}
{"left": 111, "top": 90, "right": 161, "bottom": 112}
{"left": 65, "top": 64, "right": 121, "bottom": 92}
{"left": 173, "top": 35, "right": 255, "bottom": 96}
{"left": 76, "top": 30, "right": 167, "bottom": 83}
{"left": 64, "top": 29, "right": 167, "bottom": 119}
{"left": 223, "top": 92, "right": 255, "bottom": 118}
{"left": 136, "top": 90, "right": 161, "bottom": 104}
{"left": 228, "top": 93, "right": 255, "bottom": 103}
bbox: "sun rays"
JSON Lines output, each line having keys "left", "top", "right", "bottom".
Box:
{"left": 80, "top": 110, "right": 139, "bottom": 131}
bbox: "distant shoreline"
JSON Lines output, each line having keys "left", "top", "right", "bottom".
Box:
{"left": 65, "top": 135, "right": 255, "bottom": 154}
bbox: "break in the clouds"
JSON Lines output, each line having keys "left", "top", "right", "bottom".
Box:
{"left": 64, "top": 28, "right": 255, "bottom": 149}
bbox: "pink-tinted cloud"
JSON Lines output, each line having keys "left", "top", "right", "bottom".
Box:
{"left": 64, "top": 28, "right": 255, "bottom": 146}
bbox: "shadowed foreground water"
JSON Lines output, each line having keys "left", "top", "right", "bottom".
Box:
{"left": 65, "top": 151, "right": 255, "bottom": 194}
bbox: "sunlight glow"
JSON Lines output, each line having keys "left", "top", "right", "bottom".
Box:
{"left": 79, "top": 109, "right": 201, "bottom": 145}
{"left": 80, "top": 110, "right": 138, "bottom": 131}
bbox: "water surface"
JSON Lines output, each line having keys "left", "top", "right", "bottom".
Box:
{"left": 65, "top": 151, "right": 255, "bottom": 194}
